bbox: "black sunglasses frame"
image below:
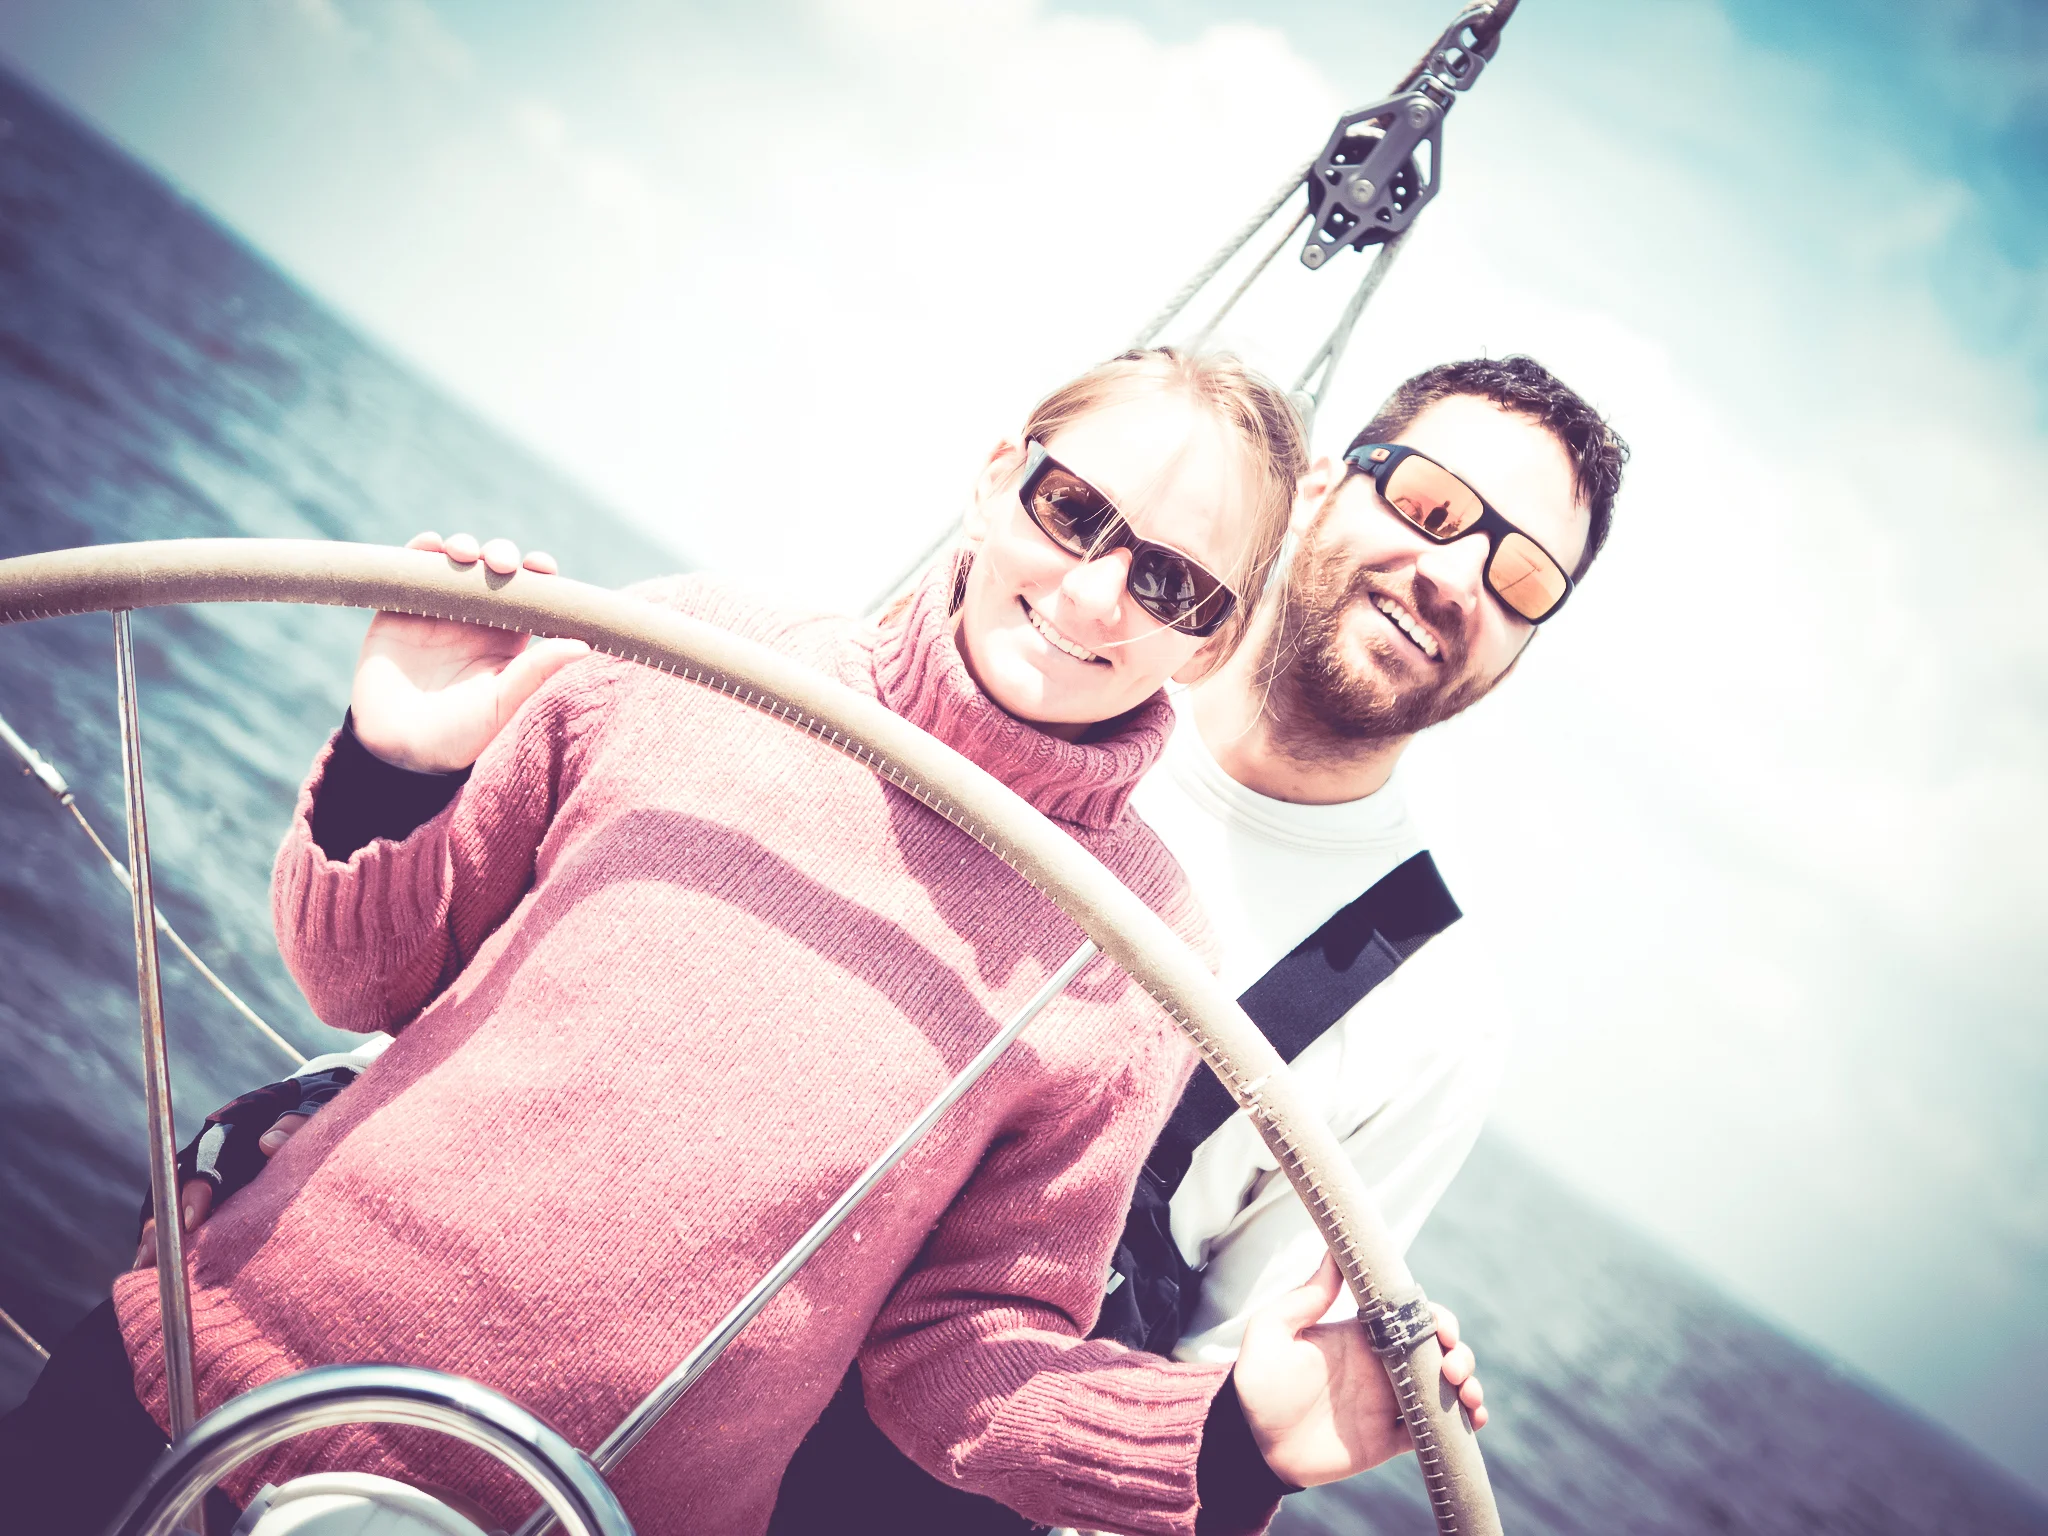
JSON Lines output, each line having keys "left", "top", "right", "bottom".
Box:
{"left": 1016, "top": 440, "right": 1239, "bottom": 639}
{"left": 1343, "top": 443, "right": 1575, "bottom": 625}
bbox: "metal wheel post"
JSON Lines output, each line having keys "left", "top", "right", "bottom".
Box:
{"left": 114, "top": 609, "right": 200, "bottom": 1438}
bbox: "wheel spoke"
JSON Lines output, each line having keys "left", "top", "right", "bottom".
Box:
{"left": 114, "top": 608, "right": 200, "bottom": 1441}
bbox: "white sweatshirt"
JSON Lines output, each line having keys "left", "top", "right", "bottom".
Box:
{"left": 1130, "top": 691, "right": 1513, "bottom": 1363}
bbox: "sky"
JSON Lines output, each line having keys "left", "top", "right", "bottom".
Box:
{"left": 2, "top": 0, "right": 2045, "bottom": 1499}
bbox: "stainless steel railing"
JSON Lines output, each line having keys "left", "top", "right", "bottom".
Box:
{"left": 105, "top": 1364, "right": 634, "bottom": 1536}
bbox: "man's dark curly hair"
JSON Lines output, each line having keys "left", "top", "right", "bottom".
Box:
{"left": 1344, "top": 355, "right": 1629, "bottom": 580}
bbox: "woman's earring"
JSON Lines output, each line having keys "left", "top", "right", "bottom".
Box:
{"left": 948, "top": 549, "right": 973, "bottom": 615}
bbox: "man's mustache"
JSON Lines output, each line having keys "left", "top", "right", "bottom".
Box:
{"left": 1326, "top": 563, "right": 1470, "bottom": 675}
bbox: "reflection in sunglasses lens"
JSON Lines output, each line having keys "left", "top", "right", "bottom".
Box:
{"left": 1130, "top": 548, "right": 1203, "bottom": 623}
{"left": 1490, "top": 532, "right": 1569, "bottom": 621}
{"left": 1036, "top": 472, "right": 1115, "bottom": 551}
{"left": 1384, "top": 458, "right": 1482, "bottom": 538}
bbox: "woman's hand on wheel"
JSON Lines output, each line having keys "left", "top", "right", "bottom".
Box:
{"left": 1231, "top": 1252, "right": 1485, "bottom": 1487}
{"left": 350, "top": 531, "right": 589, "bottom": 773}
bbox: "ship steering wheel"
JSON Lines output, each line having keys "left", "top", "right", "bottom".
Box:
{"left": 0, "top": 538, "right": 1500, "bottom": 1536}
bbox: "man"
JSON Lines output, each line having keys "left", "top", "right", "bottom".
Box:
{"left": 771, "top": 352, "right": 1626, "bottom": 1529}
{"left": 134, "top": 353, "right": 1625, "bottom": 1526}
{"left": 1143, "top": 353, "right": 1624, "bottom": 1366}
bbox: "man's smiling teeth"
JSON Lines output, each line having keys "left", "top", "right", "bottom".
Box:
{"left": 1023, "top": 600, "right": 1101, "bottom": 662}
{"left": 1374, "top": 596, "right": 1440, "bottom": 660}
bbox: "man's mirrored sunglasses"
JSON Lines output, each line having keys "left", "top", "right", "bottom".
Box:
{"left": 1343, "top": 443, "right": 1574, "bottom": 624}
{"left": 1019, "top": 440, "right": 1239, "bottom": 638}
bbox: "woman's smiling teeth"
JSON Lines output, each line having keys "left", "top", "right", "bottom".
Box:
{"left": 1374, "top": 595, "right": 1441, "bottom": 660}
{"left": 1021, "top": 599, "right": 1103, "bottom": 663}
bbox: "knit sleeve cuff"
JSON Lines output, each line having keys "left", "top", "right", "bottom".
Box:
{"left": 272, "top": 725, "right": 463, "bottom": 1027}
{"left": 1195, "top": 1375, "right": 1296, "bottom": 1535}
{"left": 309, "top": 711, "right": 471, "bottom": 861}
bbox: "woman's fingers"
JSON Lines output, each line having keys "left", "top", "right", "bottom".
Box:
{"left": 1434, "top": 1305, "right": 1486, "bottom": 1423}
{"left": 1460, "top": 1372, "right": 1485, "bottom": 1414}
{"left": 1434, "top": 1332, "right": 1485, "bottom": 1425}
{"left": 1440, "top": 1339, "right": 1475, "bottom": 1387}
{"left": 420, "top": 532, "right": 556, "bottom": 578}
{"left": 481, "top": 538, "right": 522, "bottom": 576}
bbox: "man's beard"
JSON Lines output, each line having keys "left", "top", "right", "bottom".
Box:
{"left": 1259, "top": 538, "right": 1498, "bottom": 761}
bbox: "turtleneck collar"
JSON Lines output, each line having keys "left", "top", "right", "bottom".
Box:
{"left": 866, "top": 552, "right": 1174, "bottom": 830}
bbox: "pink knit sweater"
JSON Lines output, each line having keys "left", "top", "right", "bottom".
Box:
{"left": 113, "top": 567, "right": 1241, "bottom": 1534}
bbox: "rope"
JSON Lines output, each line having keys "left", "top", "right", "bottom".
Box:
{"left": 0, "top": 1300, "right": 49, "bottom": 1360}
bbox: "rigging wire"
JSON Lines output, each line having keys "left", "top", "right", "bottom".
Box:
{"left": 1291, "top": 228, "right": 1410, "bottom": 429}
{"left": 0, "top": 706, "right": 304, "bottom": 1373}
{"left": 1189, "top": 206, "right": 1313, "bottom": 353}
{"left": 1127, "top": 161, "right": 1316, "bottom": 352}
{"left": 0, "top": 1300, "right": 48, "bottom": 1361}
{"left": 0, "top": 707, "right": 304, "bottom": 1067}
{"left": 65, "top": 799, "right": 305, "bottom": 1066}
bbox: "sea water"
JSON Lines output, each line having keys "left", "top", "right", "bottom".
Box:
{"left": 0, "top": 66, "right": 2040, "bottom": 1536}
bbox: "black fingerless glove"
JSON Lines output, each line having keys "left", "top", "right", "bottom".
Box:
{"left": 137, "top": 1065, "right": 359, "bottom": 1236}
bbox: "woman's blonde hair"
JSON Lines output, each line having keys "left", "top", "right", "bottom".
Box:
{"left": 1016, "top": 346, "right": 1306, "bottom": 665}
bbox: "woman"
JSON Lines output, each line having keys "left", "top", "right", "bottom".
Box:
{"left": 15, "top": 347, "right": 1335, "bottom": 1534}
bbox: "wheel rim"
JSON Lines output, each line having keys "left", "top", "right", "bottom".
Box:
{"left": 0, "top": 537, "right": 1500, "bottom": 1536}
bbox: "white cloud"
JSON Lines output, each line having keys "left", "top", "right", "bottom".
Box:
{"left": 25, "top": 1, "right": 1335, "bottom": 598}
{"left": 286, "top": 0, "right": 356, "bottom": 43}
{"left": 382, "top": 0, "right": 472, "bottom": 81}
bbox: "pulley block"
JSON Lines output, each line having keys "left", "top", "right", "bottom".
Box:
{"left": 1300, "top": 1, "right": 1511, "bottom": 268}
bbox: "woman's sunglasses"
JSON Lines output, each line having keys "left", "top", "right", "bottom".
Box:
{"left": 1017, "top": 440, "right": 1238, "bottom": 639}
{"left": 1343, "top": 443, "right": 1574, "bottom": 624}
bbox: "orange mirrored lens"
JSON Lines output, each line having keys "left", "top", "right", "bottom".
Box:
{"left": 1489, "top": 532, "right": 1569, "bottom": 621}
{"left": 1384, "top": 456, "right": 1483, "bottom": 538}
